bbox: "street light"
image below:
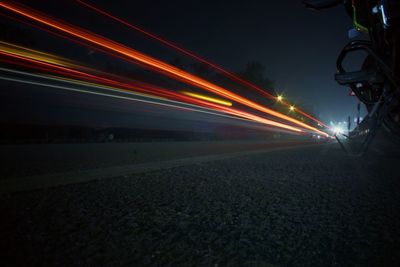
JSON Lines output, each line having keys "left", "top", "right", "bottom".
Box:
{"left": 333, "top": 127, "right": 343, "bottom": 135}
{"left": 289, "top": 105, "right": 295, "bottom": 112}
{"left": 277, "top": 95, "right": 283, "bottom": 102}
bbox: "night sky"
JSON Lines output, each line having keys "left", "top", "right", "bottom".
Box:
{"left": 9, "top": 0, "right": 365, "bottom": 125}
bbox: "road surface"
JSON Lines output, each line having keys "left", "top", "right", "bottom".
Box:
{"left": 1, "top": 143, "right": 399, "bottom": 266}
{"left": 0, "top": 139, "right": 319, "bottom": 192}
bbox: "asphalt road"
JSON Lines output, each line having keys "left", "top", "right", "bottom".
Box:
{"left": 1, "top": 143, "right": 400, "bottom": 266}
{"left": 0, "top": 139, "right": 321, "bottom": 193}
{"left": 0, "top": 140, "right": 318, "bottom": 181}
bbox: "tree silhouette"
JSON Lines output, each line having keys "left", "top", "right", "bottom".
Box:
{"left": 189, "top": 62, "right": 213, "bottom": 79}
{"left": 237, "top": 61, "right": 274, "bottom": 90}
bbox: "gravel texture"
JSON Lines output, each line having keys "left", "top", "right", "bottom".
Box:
{"left": 1, "top": 144, "right": 400, "bottom": 266}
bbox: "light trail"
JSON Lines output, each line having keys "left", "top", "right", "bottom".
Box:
{"left": 76, "top": 0, "right": 329, "bottom": 128}
{"left": 0, "top": 1, "right": 328, "bottom": 137}
{"left": 0, "top": 46, "right": 240, "bottom": 119}
{"left": 0, "top": 41, "right": 78, "bottom": 68}
{"left": 0, "top": 47, "right": 177, "bottom": 101}
{"left": 0, "top": 67, "right": 303, "bottom": 133}
{"left": 48, "top": 77, "right": 302, "bottom": 132}
{"left": 181, "top": 91, "right": 232, "bottom": 107}
{"left": 0, "top": 47, "right": 236, "bottom": 114}
{"left": 0, "top": 49, "right": 163, "bottom": 101}
{"left": 0, "top": 75, "right": 237, "bottom": 119}
{"left": 51, "top": 76, "right": 301, "bottom": 133}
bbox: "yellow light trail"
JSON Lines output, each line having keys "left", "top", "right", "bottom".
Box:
{"left": 0, "top": 41, "right": 79, "bottom": 69}
{"left": 182, "top": 91, "right": 232, "bottom": 107}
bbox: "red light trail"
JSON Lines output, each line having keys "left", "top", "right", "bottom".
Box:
{"left": 76, "top": 0, "right": 329, "bottom": 128}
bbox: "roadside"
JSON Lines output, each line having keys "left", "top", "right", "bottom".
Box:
{"left": 0, "top": 139, "right": 323, "bottom": 192}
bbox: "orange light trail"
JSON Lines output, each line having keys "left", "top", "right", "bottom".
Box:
{"left": 77, "top": 0, "right": 329, "bottom": 128}
{"left": 0, "top": 2, "right": 327, "bottom": 136}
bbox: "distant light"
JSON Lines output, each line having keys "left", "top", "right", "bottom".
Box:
{"left": 354, "top": 117, "right": 364, "bottom": 123}
{"left": 317, "top": 135, "right": 321, "bottom": 139}
{"left": 289, "top": 105, "right": 295, "bottom": 111}
{"left": 277, "top": 95, "right": 283, "bottom": 102}
{"left": 333, "top": 127, "right": 343, "bottom": 135}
